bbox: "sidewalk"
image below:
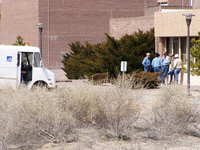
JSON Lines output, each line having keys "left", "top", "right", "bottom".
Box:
{"left": 51, "top": 69, "right": 68, "bottom": 81}
{"left": 51, "top": 69, "right": 200, "bottom": 88}
{"left": 182, "top": 73, "right": 200, "bottom": 86}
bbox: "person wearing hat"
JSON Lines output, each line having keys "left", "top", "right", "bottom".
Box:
{"left": 173, "top": 54, "right": 182, "bottom": 84}
{"left": 160, "top": 52, "right": 170, "bottom": 83}
{"left": 142, "top": 53, "right": 151, "bottom": 72}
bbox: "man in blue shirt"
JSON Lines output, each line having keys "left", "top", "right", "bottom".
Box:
{"left": 151, "top": 53, "right": 162, "bottom": 72}
{"left": 160, "top": 52, "right": 170, "bottom": 83}
{"left": 142, "top": 53, "right": 151, "bottom": 72}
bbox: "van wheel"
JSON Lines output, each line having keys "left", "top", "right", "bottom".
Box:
{"left": 32, "top": 81, "right": 48, "bottom": 89}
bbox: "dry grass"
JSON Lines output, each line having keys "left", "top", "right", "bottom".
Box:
{"left": 113, "top": 72, "right": 160, "bottom": 89}
{"left": 59, "top": 84, "right": 140, "bottom": 139}
{"left": 144, "top": 86, "right": 200, "bottom": 140}
{"left": 0, "top": 80, "right": 200, "bottom": 149}
{"left": 0, "top": 88, "right": 76, "bottom": 145}
{"left": 0, "top": 83, "right": 139, "bottom": 148}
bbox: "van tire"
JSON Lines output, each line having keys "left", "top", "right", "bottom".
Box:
{"left": 32, "top": 81, "right": 48, "bottom": 89}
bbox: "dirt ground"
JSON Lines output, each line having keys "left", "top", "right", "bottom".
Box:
{"left": 37, "top": 134, "right": 200, "bottom": 150}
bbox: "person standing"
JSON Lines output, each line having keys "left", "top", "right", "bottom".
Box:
{"left": 142, "top": 53, "right": 151, "bottom": 72}
{"left": 173, "top": 54, "right": 182, "bottom": 84}
{"left": 160, "top": 52, "right": 170, "bottom": 83}
{"left": 168, "top": 54, "right": 175, "bottom": 84}
{"left": 151, "top": 53, "right": 162, "bottom": 72}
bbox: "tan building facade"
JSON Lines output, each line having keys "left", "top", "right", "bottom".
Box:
{"left": 110, "top": 0, "right": 191, "bottom": 39}
{"left": 155, "top": 10, "right": 200, "bottom": 37}
{"left": 110, "top": 0, "right": 200, "bottom": 62}
{"left": 155, "top": 9, "right": 200, "bottom": 62}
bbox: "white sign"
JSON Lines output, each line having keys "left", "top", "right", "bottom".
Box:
{"left": 121, "top": 61, "right": 127, "bottom": 72}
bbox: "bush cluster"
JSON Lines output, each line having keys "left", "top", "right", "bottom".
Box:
{"left": 62, "top": 29, "right": 155, "bottom": 79}
{"left": 1, "top": 83, "right": 200, "bottom": 148}
{"left": 144, "top": 86, "right": 200, "bottom": 140}
{"left": 0, "top": 85, "right": 139, "bottom": 147}
{"left": 113, "top": 72, "right": 160, "bottom": 89}
{"left": 131, "top": 72, "right": 161, "bottom": 89}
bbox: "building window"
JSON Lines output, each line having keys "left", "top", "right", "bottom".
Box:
{"left": 159, "top": 2, "right": 168, "bottom": 6}
{"left": 34, "top": 52, "right": 41, "bottom": 67}
{"left": 157, "top": 0, "right": 168, "bottom": 6}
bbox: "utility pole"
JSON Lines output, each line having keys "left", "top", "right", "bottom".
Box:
{"left": 36, "top": 23, "right": 44, "bottom": 58}
{"left": 183, "top": 13, "right": 195, "bottom": 96}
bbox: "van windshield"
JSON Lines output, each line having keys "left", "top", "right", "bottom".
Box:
{"left": 34, "top": 52, "right": 41, "bottom": 67}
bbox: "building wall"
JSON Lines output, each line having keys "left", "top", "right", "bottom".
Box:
{"left": 144, "top": 0, "right": 190, "bottom": 7}
{"left": 144, "top": 0, "right": 159, "bottom": 16}
{"left": 0, "top": 0, "right": 39, "bottom": 46}
{"left": 110, "top": 0, "right": 157, "bottom": 40}
{"left": 193, "top": 0, "right": 200, "bottom": 8}
{"left": 144, "top": 0, "right": 158, "bottom": 7}
{"left": 144, "top": 6, "right": 160, "bottom": 16}
{"left": 155, "top": 9, "right": 200, "bottom": 37}
{"left": 110, "top": 15, "right": 154, "bottom": 39}
{"left": 168, "top": 0, "right": 189, "bottom": 6}
{"left": 39, "top": 0, "right": 145, "bottom": 68}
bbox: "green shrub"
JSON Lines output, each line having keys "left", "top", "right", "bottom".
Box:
{"left": 13, "top": 36, "right": 26, "bottom": 46}
{"left": 62, "top": 29, "right": 155, "bottom": 79}
{"left": 191, "top": 36, "right": 200, "bottom": 76}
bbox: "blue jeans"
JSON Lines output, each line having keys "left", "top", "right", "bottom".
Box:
{"left": 174, "top": 68, "right": 181, "bottom": 83}
{"left": 160, "top": 65, "right": 169, "bottom": 82}
{"left": 168, "top": 70, "right": 174, "bottom": 83}
{"left": 144, "top": 66, "right": 151, "bottom": 72}
{"left": 153, "top": 67, "right": 161, "bottom": 72}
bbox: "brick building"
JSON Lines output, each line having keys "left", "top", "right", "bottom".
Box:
{"left": 0, "top": 0, "right": 146, "bottom": 69}
{"left": 1, "top": 0, "right": 197, "bottom": 73}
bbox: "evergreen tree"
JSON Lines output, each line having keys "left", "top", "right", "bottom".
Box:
{"left": 13, "top": 36, "right": 26, "bottom": 46}
{"left": 62, "top": 29, "right": 155, "bottom": 79}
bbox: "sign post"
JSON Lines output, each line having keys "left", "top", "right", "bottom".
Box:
{"left": 120, "top": 61, "right": 127, "bottom": 86}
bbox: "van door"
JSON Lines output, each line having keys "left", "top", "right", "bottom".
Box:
{"left": 32, "top": 52, "right": 47, "bottom": 82}
{"left": 17, "top": 52, "right": 21, "bottom": 87}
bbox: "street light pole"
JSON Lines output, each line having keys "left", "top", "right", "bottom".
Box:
{"left": 183, "top": 13, "right": 195, "bottom": 96}
{"left": 36, "top": 23, "right": 44, "bottom": 58}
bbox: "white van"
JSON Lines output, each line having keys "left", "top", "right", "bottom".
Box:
{"left": 0, "top": 45, "right": 56, "bottom": 89}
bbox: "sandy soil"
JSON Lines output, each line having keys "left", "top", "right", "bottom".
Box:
{"left": 38, "top": 136, "right": 200, "bottom": 150}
